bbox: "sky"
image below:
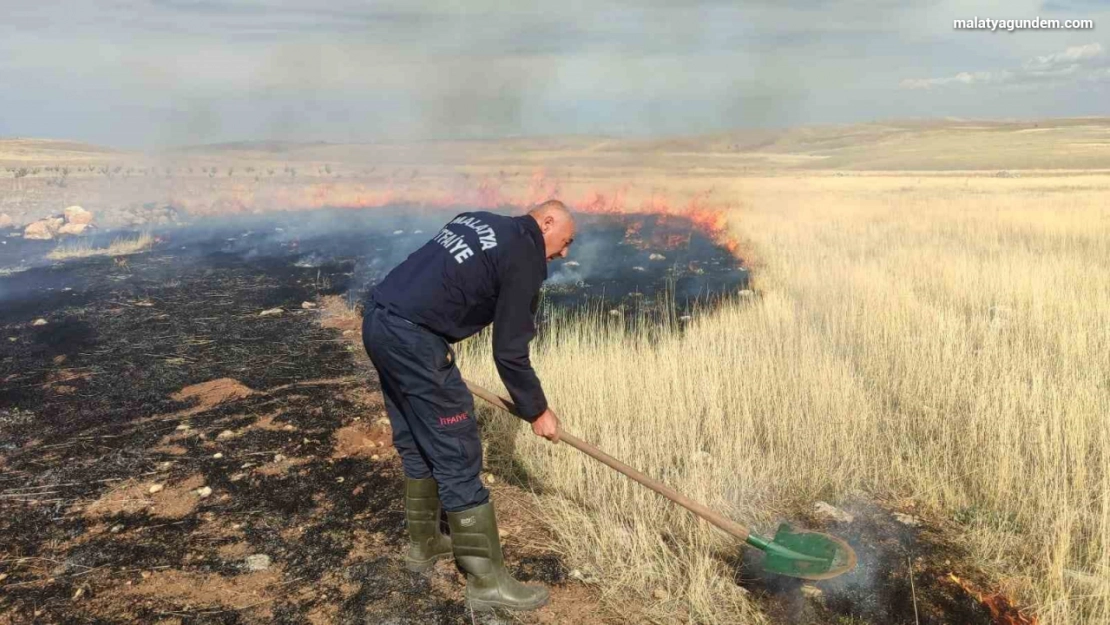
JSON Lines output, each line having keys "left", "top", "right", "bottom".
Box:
{"left": 1, "top": 0, "right": 1107, "bottom": 147}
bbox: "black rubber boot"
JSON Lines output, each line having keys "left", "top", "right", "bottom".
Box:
{"left": 447, "top": 501, "right": 549, "bottom": 612}
{"left": 404, "top": 477, "right": 453, "bottom": 572}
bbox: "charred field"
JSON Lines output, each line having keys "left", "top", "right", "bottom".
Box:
{"left": 0, "top": 206, "right": 748, "bottom": 624}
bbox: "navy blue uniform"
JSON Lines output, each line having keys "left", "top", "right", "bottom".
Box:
{"left": 362, "top": 211, "right": 548, "bottom": 511}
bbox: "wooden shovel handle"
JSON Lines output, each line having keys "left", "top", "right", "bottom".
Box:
{"left": 464, "top": 379, "right": 752, "bottom": 542}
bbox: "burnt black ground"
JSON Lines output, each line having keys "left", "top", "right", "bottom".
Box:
{"left": 0, "top": 229, "right": 452, "bottom": 622}
{"left": 0, "top": 208, "right": 748, "bottom": 624}
{"left": 0, "top": 217, "right": 544, "bottom": 623}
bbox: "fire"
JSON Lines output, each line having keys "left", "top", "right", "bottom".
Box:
{"left": 623, "top": 221, "right": 644, "bottom": 247}
{"left": 168, "top": 167, "right": 747, "bottom": 260}
{"left": 946, "top": 574, "right": 1038, "bottom": 625}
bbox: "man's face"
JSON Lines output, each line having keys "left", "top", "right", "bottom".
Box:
{"left": 541, "top": 215, "right": 576, "bottom": 261}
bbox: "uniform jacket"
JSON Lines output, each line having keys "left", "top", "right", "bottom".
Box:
{"left": 369, "top": 211, "right": 549, "bottom": 420}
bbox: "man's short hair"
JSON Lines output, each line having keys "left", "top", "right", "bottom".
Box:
{"left": 530, "top": 199, "right": 570, "bottom": 217}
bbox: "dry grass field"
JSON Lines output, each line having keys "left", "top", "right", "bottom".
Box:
{"left": 46, "top": 232, "right": 154, "bottom": 260}
{"left": 459, "top": 173, "right": 1110, "bottom": 623}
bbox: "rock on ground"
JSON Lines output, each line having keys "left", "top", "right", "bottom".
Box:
{"left": 63, "top": 206, "right": 94, "bottom": 225}
{"left": 24, "top": 217, "right": 65, "bottom": 240}
{"left": 814, "top": 501, "right": 855, "bottom": 524}
{"left": 58, "top": 222, "right": 90, "bottom": 236}
{"left": 893, "top": 512, "right": 921, "bottom": 527}
{"left": 243, "top": 554, "right": 271, "bottom": 572}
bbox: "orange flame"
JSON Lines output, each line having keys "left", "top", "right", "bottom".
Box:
{"left": 168, "top": 169, "right": 747, "bottom": 260}
{"left": 946, "top": 574, "right": 1038, "bottom": 625}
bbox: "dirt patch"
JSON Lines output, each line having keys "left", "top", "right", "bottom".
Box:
{"left": 149, "top": 444, "right": 188, "bottom": 456}
{"left": 150, "top": 475, "right": 209, "bottom": 519}
{"left": 82, "top": 479, "right": 155, "bottom": 519}
{"left": 83, "top": 480, "right": 157, "bottom": 518}
{"left": 43, "top": 367, "right": 95, "bottom": 386}
{"left": 537, "top": 582, "right": 613, "bottom": 624}
{"left": 96, "top": 567, "right": 284, "bottom": 620}
{"left": 80, "top": 475, "right": 207, "bottom": 521}
{"left": 343, "top": 384, "right": 385, "bottom": 412}
{"left": 253, "top": 455, "right": 312, "bottom": 477}
{"left": 170, "top": 378, "right": 254, "bottom": 409}
{"left": 332, "top": 421, "right": 389, "bottom": 459}
{"left": 217, "top": 541, "right": 252, "bottom": 559}
{"left": 252, "top": 410, "right": 296, "bottom": 431}
{"left": 344, "top": 529, "right": 391, "bottom": 563}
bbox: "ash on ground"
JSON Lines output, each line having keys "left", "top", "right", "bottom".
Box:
{"left": 2, "top": 205, "right": 751, "bottom": 326}
{"left": 1, "top": 207, "right": 626, "bottom": 623}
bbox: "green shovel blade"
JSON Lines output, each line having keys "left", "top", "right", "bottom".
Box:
{"left": 746, "top": 523, "right": 858, "bottom": 580}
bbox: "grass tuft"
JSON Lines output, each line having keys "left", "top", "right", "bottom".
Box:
{"left": 47, "top": 232, "right": 154, "bottom": 260}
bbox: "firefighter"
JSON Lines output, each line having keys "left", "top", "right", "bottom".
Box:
{"left": 361, "top": 200, "right": 575, "bottom": 612}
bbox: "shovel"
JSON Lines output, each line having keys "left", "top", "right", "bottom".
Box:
{"left": 464, "top": 380, "right": 858, "bottom": 581}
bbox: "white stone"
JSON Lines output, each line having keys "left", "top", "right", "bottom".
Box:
{"left": 259, "top": 307, "right": 283, "bottom": 317}
{"left": 568, "top": 567, "right": 600, "bottom": 584}
{"left": 148, "top": 484, "right": 164, "bottom": 494}
{"left": 814, "top": 501, "right": 855, "bottom": 524}
{"left": 893, "top": 512, "right": 921, "bottom": 527}
{"left": 243, "top": 554, "right": 271, "bottom": 572}
{"left": 196, "top": 486, "right": 213, "bottom": 498}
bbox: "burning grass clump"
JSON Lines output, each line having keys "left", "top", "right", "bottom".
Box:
{"left": 46, "top": 231, "right": 153, "bottom": 260}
